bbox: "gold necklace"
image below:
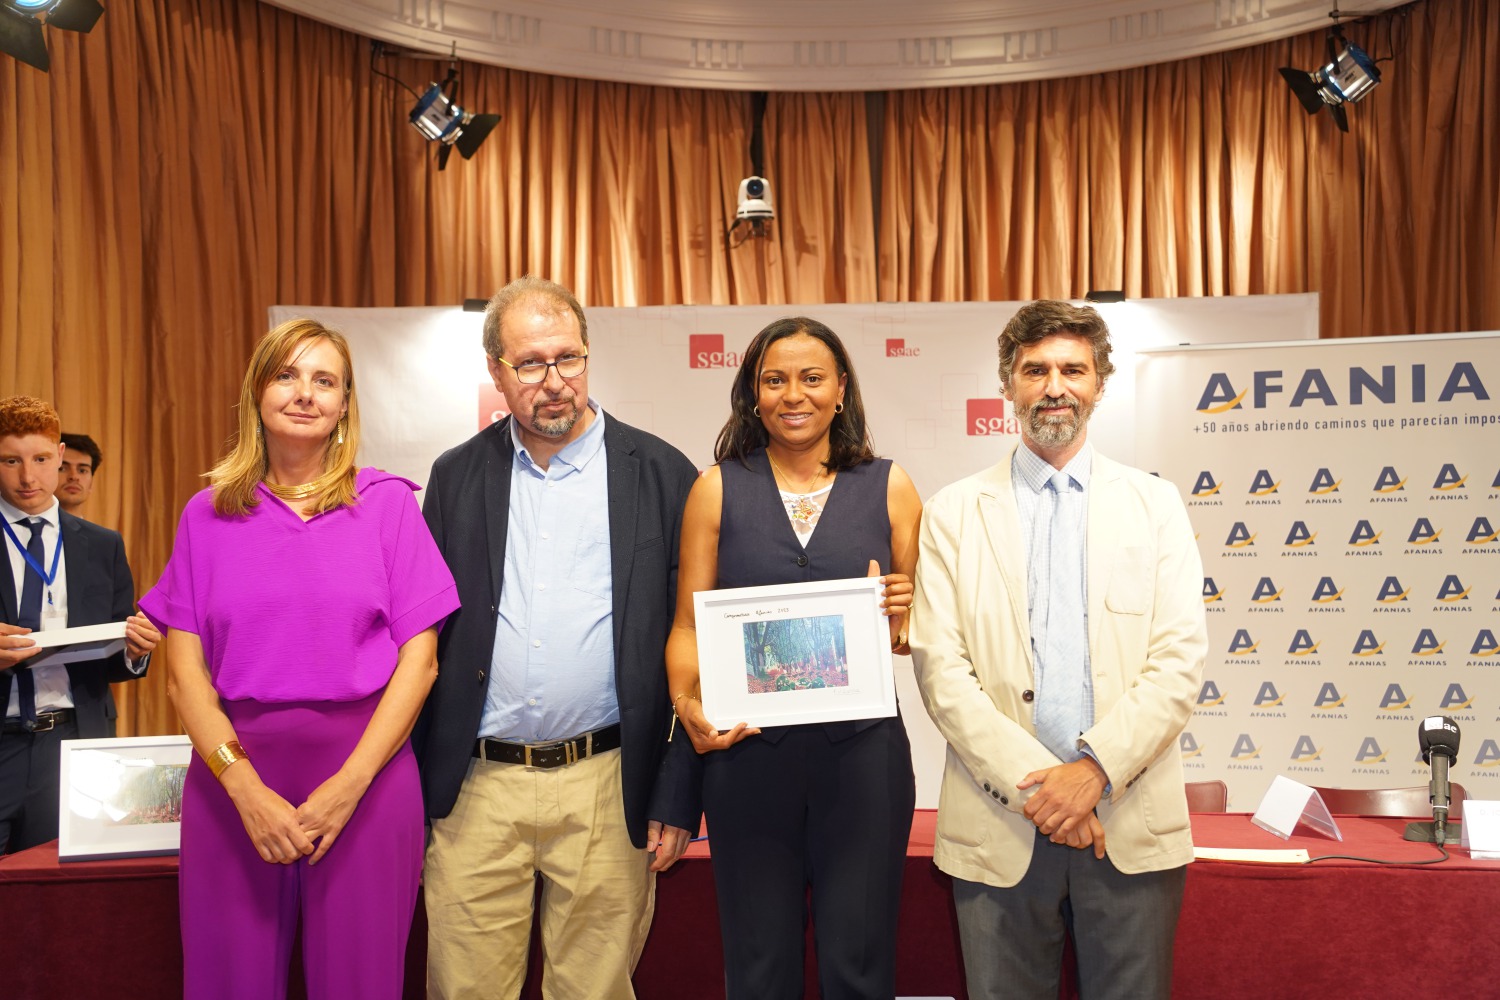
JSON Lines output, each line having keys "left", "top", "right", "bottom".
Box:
{"left": 767, "top": 453, "right": 824, "bottom": 495}
{"left": 265, "top": 471, "right": 338, "bottom": 502}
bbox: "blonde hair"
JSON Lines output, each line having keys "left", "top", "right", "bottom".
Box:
{"left": 209, "top": 319, "right": 361, "bottom": 517}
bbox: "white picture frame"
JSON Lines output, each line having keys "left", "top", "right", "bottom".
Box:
{"left": 693, "top": 577, "right": 897, "bottom": 729}
{"left": 57, "top": 735, "right": 193, "bottom": 862}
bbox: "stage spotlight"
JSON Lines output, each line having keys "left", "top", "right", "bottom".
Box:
{"left": 409, "top": 84, "right": 501, "bottom": 171}
{"left": 1, "top": 0, "right": 104, "bottom": 72}
{"left": 1279, "top": 25, "right": 1381, "bottom": 133}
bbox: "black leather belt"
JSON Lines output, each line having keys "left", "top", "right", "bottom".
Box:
{"left": 472, "top": 723, "right": 621, "bottom": 769}
{"left": 2, "top": 709, "right": 76, "bottom": 734}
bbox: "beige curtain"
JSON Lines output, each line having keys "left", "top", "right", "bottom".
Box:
{"left": 878, "top": 0, "right": 1500, "bottom": 338}
{"left": 2, "top": 0, "right": 1495, "bottom": 735}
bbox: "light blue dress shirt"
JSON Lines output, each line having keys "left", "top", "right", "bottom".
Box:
{"left": 480, "top": 401, "right": 618, "bottom": 742}
{"left": 1012, "top": 443, "right": 1094, "bottom": 763}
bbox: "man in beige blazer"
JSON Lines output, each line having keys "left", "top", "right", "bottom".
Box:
{"left": 911, "top": 300, "right": 1207, "bottom": 999}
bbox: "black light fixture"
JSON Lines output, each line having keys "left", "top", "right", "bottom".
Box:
{"left": 1084, "top": 290, "right": 1126, "bottom": 304}
{"left": 373, "top": 42, "right": 501, "bottom": 171}
{"left": 1, "top": 0, "right": 103, "bottom": 72}
{"left": 1278, "top": 4, "right": 1382, "bottom": 133}
{"left": 462, "top": 298, "right": 488, "bottom": 313}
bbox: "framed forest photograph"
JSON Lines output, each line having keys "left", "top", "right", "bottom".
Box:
{"left": 57, "top": 735, "right": 193, "bottom": 861}
{"left": 693, "top": 577, "right": 897, "bottom": 729}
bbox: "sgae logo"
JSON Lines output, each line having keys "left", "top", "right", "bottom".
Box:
{"left": 1195, "top": 362, "right": 1489, "bottom": 412}
{"left": 1248, "top": 470, "right": 1280, "bottom": 496}
{"left": 689, "top": 333, "right": 745, "bottom": 369}
{"left": 1434, "top": 463, "right": 1467, "bottom": 491}
{"left": 1308, "top": 468, "right": 1341, "bottom": 494}
{"left": 1191, "top": 472, "right": 1222, "bottom": 496}
{"left": 966, "top": 399, "right": 1017, "bottom": 437}
{"left": 885, "top": 338, "right": 920, "bottom": 357}
{"left": 478, "top": 383, "right": 511, "bottom": 431}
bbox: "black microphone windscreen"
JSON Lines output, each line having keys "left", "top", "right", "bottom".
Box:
{"left": 1418, "top": 716, "right": 1461, "bottom": 763}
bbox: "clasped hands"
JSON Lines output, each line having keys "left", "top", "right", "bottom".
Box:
{"left": 678, "top": 559, "right": 912, "bottom": 755}
{"left": 224, "top": 765, "right": 368, "bottom": 867}
{"left": 1018, "top": 756, "right": 1109, "bottom": 859}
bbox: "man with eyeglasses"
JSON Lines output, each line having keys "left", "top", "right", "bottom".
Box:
{"left": 414, "top": 276, "right": 701, "bottom": 999}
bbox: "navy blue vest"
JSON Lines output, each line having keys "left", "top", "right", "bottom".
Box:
{"left": 717, "top": 449, "right": 892, "bottom": 740}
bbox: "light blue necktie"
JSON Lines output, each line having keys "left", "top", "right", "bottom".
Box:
{"left": 1034, "top": 471, "right": 1087, "bottom": 761}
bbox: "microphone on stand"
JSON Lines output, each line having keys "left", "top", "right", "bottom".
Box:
{"left": 1417, "top": 716, "right": 1461, "bottom": 846}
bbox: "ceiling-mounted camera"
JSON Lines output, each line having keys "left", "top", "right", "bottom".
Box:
{"left": 736, "top": 176, "right": 774, "bottom": 221}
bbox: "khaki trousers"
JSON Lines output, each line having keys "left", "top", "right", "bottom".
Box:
{"left": 425, "top": 748, "right": 654, "bottom": 1000}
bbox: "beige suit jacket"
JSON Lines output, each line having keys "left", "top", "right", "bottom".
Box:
{"left": 911, "top": 444, "right": 1207, "bottom": 887}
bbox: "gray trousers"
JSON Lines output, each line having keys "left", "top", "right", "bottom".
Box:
{"left": 953, "top": 829, "right": 1186, "bottom": 1000}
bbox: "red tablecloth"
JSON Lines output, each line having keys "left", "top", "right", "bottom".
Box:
{"left": 5, "top": 810, "right": 1497, "bottom": 999}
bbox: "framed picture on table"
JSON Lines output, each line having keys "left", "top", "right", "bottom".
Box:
{"left": 57, "top": 735, "right": 194, "bottom": 862}
{"left": 693, "top": 577, "right": 896, "bottom": 730}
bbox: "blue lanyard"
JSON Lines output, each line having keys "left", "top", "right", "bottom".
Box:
{"left": 2, "top": 517, "right": 63, "bottom": 590}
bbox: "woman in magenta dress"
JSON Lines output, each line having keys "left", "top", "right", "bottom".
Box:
{"left": 141, "top": 319, "right": 459, "bottom": 1000}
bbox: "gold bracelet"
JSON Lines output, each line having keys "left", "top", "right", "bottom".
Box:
{"left": 672, "top": 691, "right": 698, "bottom": 707}
{"left": 205, "top": 740, "right": 249, "bottom": 780}
{"left": 891, "top": 630, "right": 909, "bottom": 652}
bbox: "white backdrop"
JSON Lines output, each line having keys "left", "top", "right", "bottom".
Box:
{"left": 270, "top": 296, "right": 1320, "bottom": 807}
{"left": 1137, "top": 333, "right": 1500, "bottom": 810}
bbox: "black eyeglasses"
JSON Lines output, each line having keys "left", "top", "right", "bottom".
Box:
{"left": 493, "top": 352, "right": 589, "bottom": 384}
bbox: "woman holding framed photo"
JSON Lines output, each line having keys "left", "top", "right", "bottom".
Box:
{"left": 665, "top": 316, "right": 922, "bottom": 999}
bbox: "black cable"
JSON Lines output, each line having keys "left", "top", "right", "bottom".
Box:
{"left": 1304, "top": 841, "right": 1450, "bottom": 865}
{"left": 370, "top": 40, "right": 423, "bottom": 102}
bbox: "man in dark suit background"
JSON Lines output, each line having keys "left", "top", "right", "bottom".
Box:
{"left": 415, "top": 277, "right": 700, "bottom": 999}
{"left": 0, "top": 395, "right": 159, "bottom": 853}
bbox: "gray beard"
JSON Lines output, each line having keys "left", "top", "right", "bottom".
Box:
{"left": 1023, "top": 396, "right": 1092, "bottom": 448}
{"left": 529, "top": 397, "right": 581, "bottom": 437}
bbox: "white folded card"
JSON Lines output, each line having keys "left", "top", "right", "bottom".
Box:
{"left": 1460, "top": 800, "right": 1500, "bottom": 860}
{"left": 23, "top": 622, "right": 128, "bottom": 667}
{"left": 1251, "top": 774, "right": 1343, "bottom": 841}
